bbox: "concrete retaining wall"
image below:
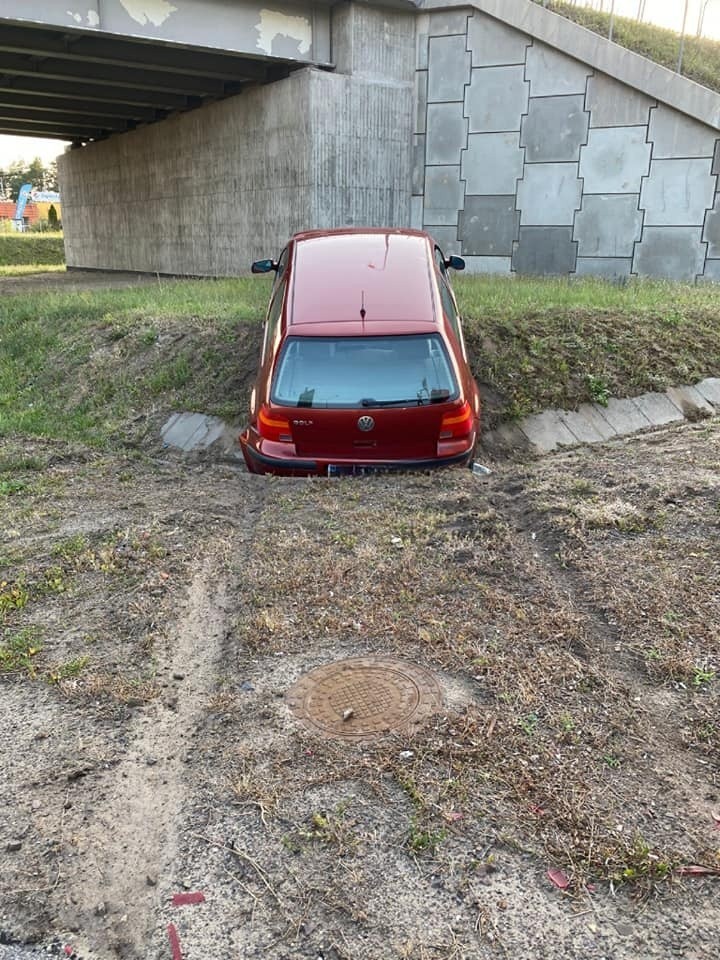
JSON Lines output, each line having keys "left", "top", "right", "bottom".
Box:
{"left": 413, "top": 5, "right": 720, "bottom": 280}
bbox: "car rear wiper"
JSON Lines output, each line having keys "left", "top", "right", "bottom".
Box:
{"left": 360, "top": 397, "right": 434, "bottom": 407}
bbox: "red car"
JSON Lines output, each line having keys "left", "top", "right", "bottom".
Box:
{"left": 239, "top": 228, "right": 481, "bottom": 476}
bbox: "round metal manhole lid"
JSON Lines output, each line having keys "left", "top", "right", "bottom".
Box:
{"left": 286, "top": 656, "right": 444, "bottom": 742}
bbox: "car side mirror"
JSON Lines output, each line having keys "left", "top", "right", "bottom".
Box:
{"left": 251, "top": 258, "right": 278, "bottom": 274}
{"left": 444, "top": 255, "right": 465, "bottom": 271}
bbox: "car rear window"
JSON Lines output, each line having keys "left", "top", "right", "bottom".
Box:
{"left": 271, "top": 335, "right": 459, "bottom": 409}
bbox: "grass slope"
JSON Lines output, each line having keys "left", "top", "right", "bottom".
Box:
{"left": 0, "top": 274, "right": 718, "bottom": 446}
{"left": 533, "top": 0, "right": 720, "bottom": 93}
{"left": 0, "top": 234, "right": 65, "bottom": 266}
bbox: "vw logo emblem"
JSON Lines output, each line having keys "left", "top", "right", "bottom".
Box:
{"left": 357, "top": 415, "right": 375, "bottom": 432}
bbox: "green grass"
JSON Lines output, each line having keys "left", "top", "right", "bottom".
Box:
{"left": 0, "top": 274, "right": 718, "bottom": 444}
{"left": 0, "top": 234, "right": 65, "bottom": 266}
{"left": 0, "top": 278, "right": 270, "bottom": 445}
{"left": 534, "top": 0, "right": 720, "bottom": 93}
{"left": 455, "top": 275, "right": 720, "bottom": 418}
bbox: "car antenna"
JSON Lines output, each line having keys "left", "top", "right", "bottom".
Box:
{"left": 360, "top": 290, "right": 366, "bottom": 329}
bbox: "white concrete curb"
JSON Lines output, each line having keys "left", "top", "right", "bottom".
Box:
{"left": 482, "top": 377, "right": 720, "bottom": 455}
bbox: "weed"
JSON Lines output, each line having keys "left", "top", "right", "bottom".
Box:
{"left": 0, "top": 479, "right": 27, "bottom": 496}
{"left": 519, "top": 713, "right": 539, "bottom": 735}
{"left": 692, "top": 666, "right": 716, "bottom": 688}
{"left": 587, "top": 374, "right": 610, "bottom": 407}
{"left": 51, "top": 534, "right": 89, "bottom": 560}
{"left": 47, "top": 656, "right": 91, "bottom": 684}
{"left": 299, "top": 803, "right": 358, "bottom": 855}
{"left": 407, "top": 817, "right": 447, "bottom": 854}
{"left": 603, "top": 754, "right": 622, "bottom": 769}
{"left": 0, "top": 580, "right": 29, "bottom": 616}
{"left": 0, "top": 628, "right": 42, "bottom": 675}
{"left": 611, "top": 835, "right": 674, "bottom": 887}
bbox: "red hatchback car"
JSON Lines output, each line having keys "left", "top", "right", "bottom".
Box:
{"left": 239, "top": 228, "right": 481, "bottom": 476}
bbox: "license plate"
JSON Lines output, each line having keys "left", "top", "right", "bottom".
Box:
{"left": 327, "top": 464, "right": 387, "bottom": 477}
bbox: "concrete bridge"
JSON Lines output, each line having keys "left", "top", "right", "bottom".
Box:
{"left": 1, "top": 0, "right": 719, "bottom": 280}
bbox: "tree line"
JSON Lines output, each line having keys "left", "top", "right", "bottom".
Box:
{"left": 0, "top": 158, "right": 59, "bottom": 202}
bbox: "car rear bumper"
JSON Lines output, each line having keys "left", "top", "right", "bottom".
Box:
{"left": 240, "top": 432, "right": 475, "bottom": 476}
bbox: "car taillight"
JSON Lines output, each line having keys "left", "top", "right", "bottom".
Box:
{"left": 439, "top": 401, "right": 473, "bottom": 440}
{"left": 257, "top": 405, "right": 292, "bottom": 442}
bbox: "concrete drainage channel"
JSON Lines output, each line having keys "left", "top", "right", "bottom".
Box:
{"left": 160, "top": 377, "right": 720, "bottom": 460}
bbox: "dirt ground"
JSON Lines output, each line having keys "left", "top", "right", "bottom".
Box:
{"left": 1, "top": 417, "right": 719, "bottom": 959}
{"left": 0, "top": 270, "right": 175, "bottom": 296}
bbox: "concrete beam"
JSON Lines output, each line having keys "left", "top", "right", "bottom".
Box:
{"left": 0, "top": 90, "right": 159, "bottom": 121}
{"left": 0, "top": 0, "right": 331, "bottom": 63}
{"left": 0, "top": 118, "right": 107, "bottom": 138}
{"left": 0, "top": 23, "right": 270, "bottom": 81}
{"left": 0, "top": 105, "right": 131, "bottom": 130}
{"left": 420, "top": 0, "right": 720, "bottom": 129}
{"left": 0, "top": 76, "right": 190, "bottom": 109}
{"left": 0, "top": 51, "right": 229, "bottom": 95}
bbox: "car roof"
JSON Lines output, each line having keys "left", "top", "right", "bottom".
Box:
{"left": 287, "top": 229, "right": 438, "bottom": 333}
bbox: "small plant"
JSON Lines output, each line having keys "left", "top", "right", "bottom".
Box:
{"left": 298, "top": 802, "right": 358, "bottom": 855}
{"left": 519, "top": 712, "right": 539, "bottom": 735}
{"left": 47, "top": 656, "right": 90, "bottom": 684}
{"left": 692, "top": 666, "right": 716, "bottom": 688}
{"left": 0, "top": 479, "right": 27, "bottom": 496}
{"left": 612, "top": 835, "right": 674, "bottom": 886}
{"left": 603, "top": 754, "right": 621, "bottom": 769}
{"left": 586, "top": 374, "right": 610, "bottom": 406}
{"left": 0, "top": 580, "right": 29, "bottom": 616}
{"left": 407, "top": 817, "right": 447, "bottom": 854}
{"left": 44, "top": 565, "right": 67, "bottom": 593}
{"left": 0, "top": 628, "right": 42, "bottom": 676}
{"left": 558, "top": 712, "right": 575, "bottom": 735}
{"left": 51, "top": 534, "right": 88, "bottom": 560}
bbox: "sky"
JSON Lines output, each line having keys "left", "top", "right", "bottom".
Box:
{"left": 0, "top": 135, "right": 69, "bottom": 170}
{"left": 1, "top": 0, "right": 719, "bottom": 168}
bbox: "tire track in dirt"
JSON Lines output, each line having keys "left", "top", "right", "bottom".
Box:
{"left": 52, "top": 538, "right": 243, "bottom": 959}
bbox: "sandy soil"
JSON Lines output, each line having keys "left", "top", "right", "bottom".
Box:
{"left": 1, "top": 422, "right": 719, "bottom": 960}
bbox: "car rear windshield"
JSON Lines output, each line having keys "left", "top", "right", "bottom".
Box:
{"left": 271, "top": 334, "right": 459, "bottom": 409}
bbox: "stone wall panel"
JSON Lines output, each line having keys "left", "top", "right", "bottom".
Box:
{"left": 426, "top": 101, "right": 468, "bottom": 165}
{"left": 521, "top": 95, "right": 589, "bottom": 163}
{"left": 574, "top": 194, "right": 643, "bottom": 257}
{"left": 461, "top": 132, "right": 524, "bottom": 194}
{"left": 648, "top": 105, "right": 717, "bottom": 158}
{"left": 586, "top": 73, "right": 654, "bottom": 127}
{"left": 632, "top": 227, "right": 706, "bottom": 280}
{"left": 525, "top": 42, "right": 591, "bottom": 97}
{"left": 423, "top": 165, "right": 464, "bottom": 225}
{"left": 427, "top": 35, "right": 471, "bottom": 102}
{"left": 466, "top": 11, "right": 530, "bottom": 67}
{"left": 640, "top": 158, "right": 716, "bottom": 226}
{"left": 513, "top": 226, "right": 578, "bottom": 274}
{"left": 459, "top": 195, "right": 520, "bottom": 255}
{"left": 516, "top": 163, "right": 582, "bottom": 226}
{"left": 465, "top": 65, "right": 529, "bottom": 133}
{"left": 702, "top": 195, "right": 720, "bottom": 258}
{"left": 579, "top": 126, "right": 651, "bottom": 193}
{"left": 575, "top": 257, "right": 633, "bottom": 278}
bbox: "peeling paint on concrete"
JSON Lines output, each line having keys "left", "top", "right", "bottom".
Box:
{"left": 255, "top": 9, "right": 312, "bottom": 57}
{"left": 66, "top": 10, "right": 83, "bottom": 24}
{"left": 87, "top": 9, "right": 100, "bottom": 26}
{"left": 119, "top": 0, "right": 178, "bottom": 28}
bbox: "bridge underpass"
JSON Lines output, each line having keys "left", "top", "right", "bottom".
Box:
{"left": 0, "top": 0, "right": 414, "bottom": 275}
{"left": 0, "top": 0, "right": 332, "bottom": 143}
{"left": 2, "top": 0, "right": 719, "bottom": 281}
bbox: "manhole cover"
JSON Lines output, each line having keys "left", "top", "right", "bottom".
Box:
{"left": 286, "top": 656, "right": 444, "bottom": 741}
